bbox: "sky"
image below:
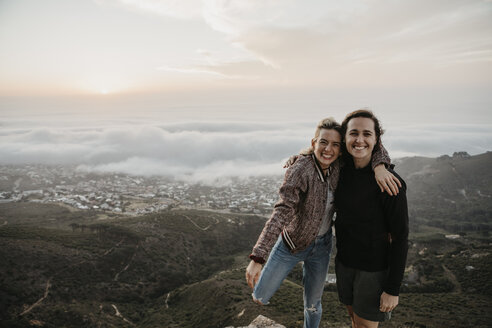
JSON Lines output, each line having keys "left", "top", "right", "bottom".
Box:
{"left": 0, "top": 0, "right": 491, "bottom": 182}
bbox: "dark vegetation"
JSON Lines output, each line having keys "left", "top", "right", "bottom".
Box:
{"left": 0, "top": 204, "right": 264, "bottom": 327}
{"left": 1, "top": 152, "right": 491, "bottom": 327}
{"left": 397, "top": 152, "right": 492, "bottom": 233}
{"left": 1, "top": 202, "right": 490, "bottom": 328}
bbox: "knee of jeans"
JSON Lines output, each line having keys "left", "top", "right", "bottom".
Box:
{"left": 305, "top": 302, "right": 321, "bottom": 313}
{"left": 251, "top": 293, "right": 268, "bottom": 306}
{"left": 306, "top": 305, "right": 318, "bottom": 313}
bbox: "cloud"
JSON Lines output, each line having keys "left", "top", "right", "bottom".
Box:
{"left": 125, "top": 1, "right": 492, "bottom": 83}
{"left": 157, "top": 59, "right": 270, "bottom": 79}
{"left": 0, "top": 120, "right": 312, "bottom": 183}
{"left": 94, "top": 0, "right": 203, "bottom": 19}
{"left": 1, "top": 118, "right": 490, "bottom": 184}
{"left": 93, "top": 0, "right": 492, "bottom": 87}
{"left": 76, "top": 157, "right": 283, "bottom": 185}
{"left": 383, "top": 123, "right": 492, "bottom": 158}
{"left": 157, "top": 65, "right": 234, "bottom": 78}
{"left": 230, "top": 1, "right": 492, "bottom": 81}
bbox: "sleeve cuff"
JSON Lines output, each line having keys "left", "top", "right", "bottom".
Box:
{"left": 383, "top": 285, "right": 400, "bottom": 296}
{"left": 249, "top": 254, "right": 265, "bottom": 264}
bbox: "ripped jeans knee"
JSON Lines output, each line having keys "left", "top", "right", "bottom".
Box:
{"left": 252, "top": 293, "right": 269, "bottom": 305}
{"left": 303, "top": 301, "right": 323, "bottom": 328}
{"left": 304, "top": 301, "right": 322, "bottom": 315}
{"left": 306, "top": 304, "right": 319, "bottom": 313}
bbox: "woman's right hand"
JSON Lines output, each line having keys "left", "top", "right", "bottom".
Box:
{"left": 245, "top": 260, "right": 263, "bottom": 289}
{"left": 374, "top": 164, "right": 402, "bottom": 196}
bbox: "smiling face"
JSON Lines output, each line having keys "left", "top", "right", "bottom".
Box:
{"left": 311, "top": 128, "right": 341, "bottom": 170}
{"left": 345, "top": 117, "right": 377, "bottom": 168}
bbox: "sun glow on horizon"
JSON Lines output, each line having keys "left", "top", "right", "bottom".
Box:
{"left": 0, "top": 0, "right": 490, "bottom": 126}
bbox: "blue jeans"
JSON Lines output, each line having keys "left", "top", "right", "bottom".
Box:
{"left": 252, "top": 230, "right": 333, "bottom": 328}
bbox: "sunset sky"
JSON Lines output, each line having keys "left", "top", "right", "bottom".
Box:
{"left": 1, "top": 0, "right": 491, "bottom": 181}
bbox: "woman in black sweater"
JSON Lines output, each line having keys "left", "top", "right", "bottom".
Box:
{"left": 334, "top": 110, "right": 409, "bottom": 328}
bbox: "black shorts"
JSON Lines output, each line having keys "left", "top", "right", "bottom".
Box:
{"left": 335, "top": 258, "right": 391, "bottom": 322}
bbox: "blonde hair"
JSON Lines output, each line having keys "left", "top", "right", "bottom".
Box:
{"left": 300, "top": 117, "right": 341, "bottom": 155}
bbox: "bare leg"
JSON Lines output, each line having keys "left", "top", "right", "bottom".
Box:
{"left": 346, "top": 305, "right": 356, "bottom": 328}
{"left": 353, "top": 311, "right": 379, "bottom": 328}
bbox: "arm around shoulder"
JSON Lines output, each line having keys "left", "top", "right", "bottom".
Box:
{"left": 372, "top": 143, "right": 402, "bottom": 195}
{"left": 371, "top": 142, "right": 391, "bottom": 169}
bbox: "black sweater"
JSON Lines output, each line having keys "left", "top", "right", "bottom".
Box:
{"left": 334, "top": 160, "right": 409, "bottom": 296}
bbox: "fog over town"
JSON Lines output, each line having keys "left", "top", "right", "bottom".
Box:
{"left": 1, "top": 112, "right": 490, "bottom": 217}
{"left": 1, "top": 114, "right": 491, "bottom": 185}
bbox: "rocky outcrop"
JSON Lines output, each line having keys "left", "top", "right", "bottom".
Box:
{"left": 452, "top": 151, "right": 471, "bottom": 159}
{"left": 226, "top": 315, "right": 286, "bottom": 328}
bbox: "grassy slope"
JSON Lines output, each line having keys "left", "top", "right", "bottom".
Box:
{"left": 0, "top": 204, "right": 265, "bottom": 327}
{"left": 1, "top": 202, "right": 491, "bottom": 328}
{"left": 141, "top": 267, "right": 492, "bottom": 328}
{"left": 396, "top": 153, "right": 492, "bottom": 233}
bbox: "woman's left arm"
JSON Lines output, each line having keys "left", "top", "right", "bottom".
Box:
{"left": 382, "top": 176, "right": 409, "bottom": 297}
{"left": 372, "top": 143, "right": 402, "bottom": 196}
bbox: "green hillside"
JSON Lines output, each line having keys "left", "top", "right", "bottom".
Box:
{"left": 395, "top": 152, "right": 492, "bottom": 233}
{"left": 0, "top": 204, "right": 264, "bottom": 327}
{"left": 1, "top": 152, "right": 492, "bottom": 327}
{"left": 140, "top": 265, "right": 492, "bottom": 328}
{"left": 1, "top": 202, "right": 491, "bottom": 328}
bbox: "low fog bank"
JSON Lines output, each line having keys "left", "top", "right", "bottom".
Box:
{"left": 1, "top": 119, "right": 490, "bottom": 184}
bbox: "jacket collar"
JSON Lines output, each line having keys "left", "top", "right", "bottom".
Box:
{"left": 311, "top": 154, "right": 331, "bottom": 182}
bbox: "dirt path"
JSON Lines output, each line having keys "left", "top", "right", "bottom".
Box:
{"left": 112, "top": 304, "right": 135, "bottom": 326}
{"left": 165, "top": 292, "right": 171, "bottom": 309}
{"left": 102, "top": 238, "right": 125, "bottom": 256}
{"left": 20, "top": 238, "right": 127, "bottom": 316}
{"left": 114, "top": 244, "right": 139, "bottom": 281}
{"left": 20, "top": 279, "right": 52, "bottom": 316}
{"left": 182, "top": 214, "right": 218, "bottom": 231}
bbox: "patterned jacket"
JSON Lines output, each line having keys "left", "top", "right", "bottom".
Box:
{"left": 250, "top": 148, "right": 390, "bottom": 263}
